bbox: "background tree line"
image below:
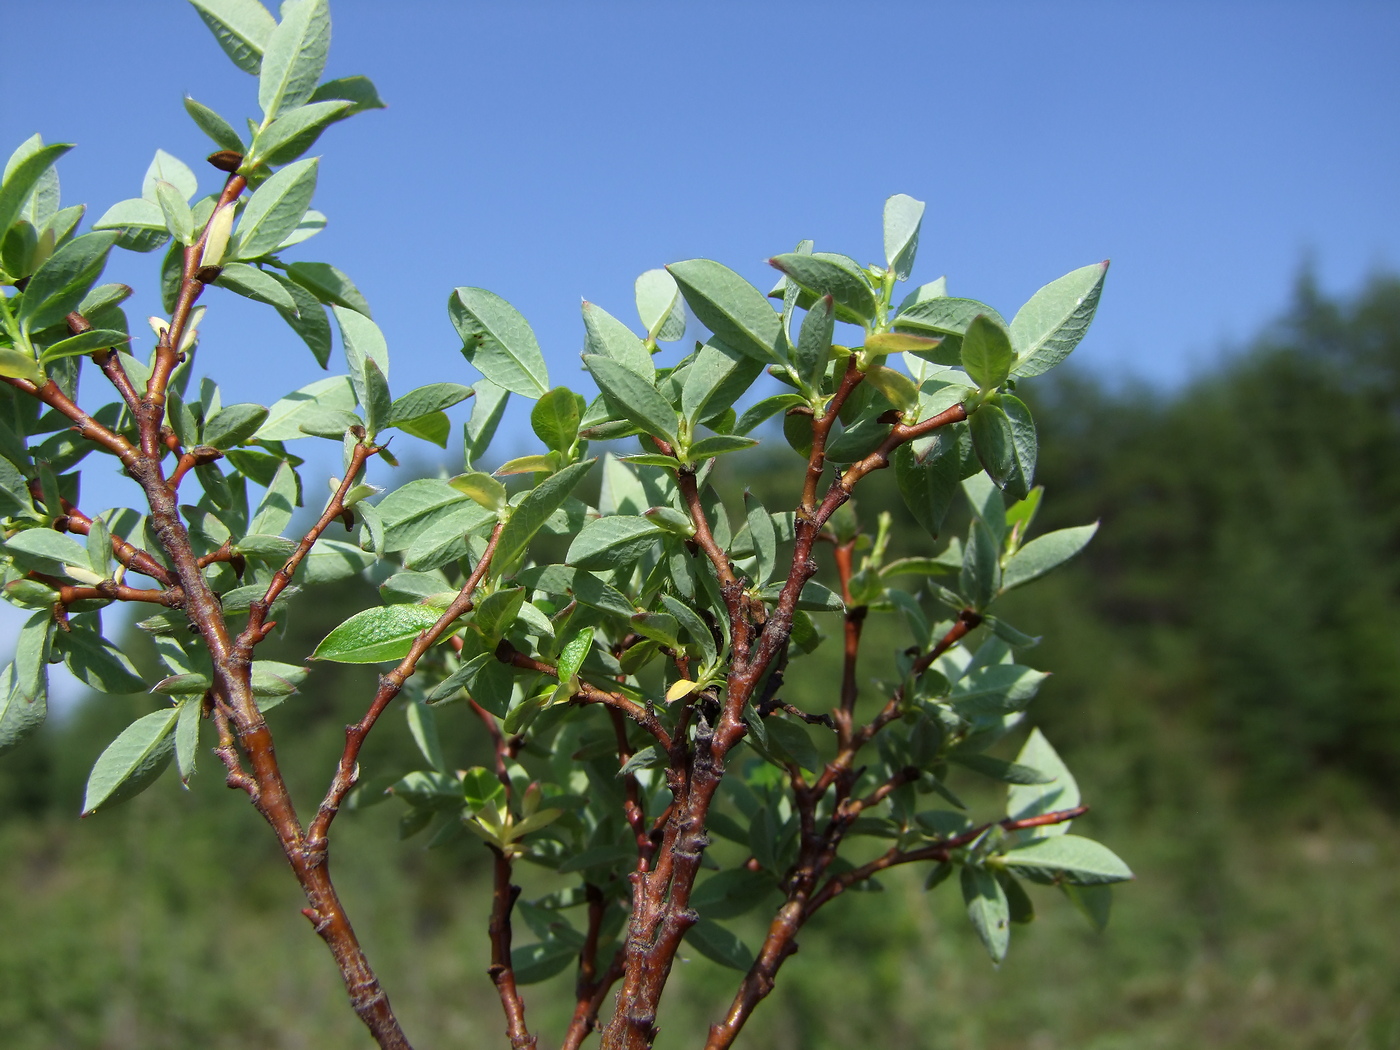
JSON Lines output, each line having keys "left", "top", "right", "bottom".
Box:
{"left": 1, "top": 273, "right": 1397, "bottom": 1048}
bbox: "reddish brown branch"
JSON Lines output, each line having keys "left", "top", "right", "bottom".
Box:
{"left": 498, "top": 644, "right": 672, "bottom": 750}
{"left": 57, "top": 501, "right": 175, "bottom": 587}
{"left": 308, "top": 520, "right": 506, "bottom": 851}
{"left": 487, "top": 846, "right": 537, "bottom": 1050}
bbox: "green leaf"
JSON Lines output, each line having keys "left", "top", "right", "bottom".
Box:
{"left": 517, "top": 564, "right": 634, "bottom": 619}
{"left": 734, "top": 393, "right": 803, "bottom": 437}
{"left": 0, "top": 142, "right": 72, "bottom": 241}
{"left": 1001, "top": 523, "right": 1097, "bottom": 593}
{"left": 141, "top": 150, "right": 199, "bottom": 205}
{"left": 257, "top": 0, "right": 330, "bottom": 121}
{"left": 333, "top": 305, "right": 390, "bottom": 404}
{"left": 184, "top": 96, "right": 246, "bottom": 152}
{"left": 950, "top": 665, "right": 1048, "bottom": 716}
{"left": 686, "top": 918, "right": 755, "bottom": 971}
{"left": 13, "top": 610, "right": 53, "bottom": 705}
{"left": 493, "top": 459, "right": 595, "bottom": 572}
{"left": 4, "top": 528, "right": 96, "bottom": 580}
{"left": 582, "top": 354, "right": 678, "bottom": 444}
{"left": 530, "top": 387, "right": 581, "bottom": 454}
{"left": 92, "top": 197, "right": 170, "bottom": 253}
{"left": 883, "top": 193, "right": 925, "bottom": 281}
{"left": 304, "top": 539, "right": 375, "bottom": 584}
{"left": 510, "top": 941, "right": 578, "bottom": 985}
{"left": 744, "top": 491, "right": 776, "bottom": 586}
{"left": 766, "top": 716, "right": 820, "bottom": 774}
{"left": 386, "top": 383, "right": 473, "bottom": 428}
{"left": 1061, "top": 883, "right": 1113, "bottom": 931}
{"left": 1007, "top": 728, "right": 1080, "bottom": 833}
{"left": 362, "top": 358, "right": 392, "bottom": 439}
{"left": 582, "top": 300, "right": 653, "bottom": 377}
{"left": 82, "top": 708, "right": 179, "bottom": 815}
{"left": 961, "top": 315, "right": 1015, "bottom": 391}
{"left": 154, "top": 180, "right": 196, "bottom": 245}
{"left": 55, "top": 628, "right": 144, "bottom": 694}
{"left": 216, "top": 261, "right": 299, "bottom": 312}
{"left": 961, "top": 865, "right": 1010, "bottom": 963}
{"left": 450, "top": 287, "right": 549, "bottom": 398}
{"left": 668, "top": 259, "right": 783, "bottom": 366}
{"left": 567, "top": 515, "right": 662, "bottom": 571}
{"left": 950, "top": 753, "right": 1054, "bottom": 785}
{"left": 308, "top": 75, "right": 387, "bottom": 116}
{"left": 18, "top": 231, "right": 117, "bottom": 332}
{"left": 1010, "top": 261, "right": 1109, "bottom": 378}
{"left": 959, "top": 517, "right": 1000, "bottom": 610}
{"left": 635, "top": 268, "right": 686, "bottom": 342}
{"left": 38, "top": 328, "right": 127, "bottom": 362}
{"left": 687, "top": 435, "right": 758, "bottom": 460}
{"left": 285, "top": 260, "right": 372, "bottom": 315}
{"left": 188, "top": 0, "right": 277, "bottom": 75}
{"left": 231, "top": 157, "right": 319, "bottom": 260}
{"left": 175, "top": 695, "right": 201, "bottom": 783}
{"left": 248, "top": 460, "right": 299, "bottom": 534}
{"left": 1002, "top": 835, "right": 1133, "bottom": 886}
{"left": 264, "top": 271, "right": 331, "bottom": 365}
{"left": 769, "top": 252, "right": 876, "bottom": 326}
{"left": 313, "top": 604, "right": 444, "bottom": 664}
{"left": 969, "top": 397, "right": 1035, "bottom": 501}
{"left": 255, "top": 374, "right": 356, "bottom": 440}
{"left": 250, "top": 99, "right": 352, "bottom": 166}
{"left": 450, "top": 471, "right": 508, "bottom": 513}
{"left": 794, "top": 294, "right": 834, "bottom": 390}
{"left": 473, "top": 587, "right": 525, "bottom": 641}
{"left": 203, "top": 402, "right": 269, "bottom": 449}
{"left": 864, "top": 365, "right": 919, "bottom": 415}
{"left": 895, "top": 441, "right": 959, "bottom": 540}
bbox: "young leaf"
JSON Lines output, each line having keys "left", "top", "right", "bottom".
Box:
{"left": 333, "top": 305, "right": 390, "bottom": 403}
{"left": 184, "top": 96, "right": 246, "bottom": 152}
{"left": 530, "top": 387, "right": 581, "bottom": 454}
{"left": 883, "top": 193, "right": 925, "bottom": 281}
{"left": 82, "top": 708, "right": 179, "bottom": 815}
{"left": 582, "top": 354, "right": 678, "bottom": 444}
{"left": 154, "top": 180, "right": 196, "bottom": 245}
{"left": 863, "top": 366, "right": 920, "bottom": 415}
{"left": 769, "top": 253, "right": 876, "bottom": 325}
{"left": 450, "top": 472, "right": 508, "bottom": 513}
{"left": 257, "top": 0, "right": 331, "bottom": 122}
{"left": 18, "top": 231, "right": 117, "bottom": 332}
{"left": 188, "top": 0, "right": 277, "bottom": 75}
{"left": 38, "top": 328, "right": 128, "bottom": 363}
{"left": 0, "top": 142, "right": 73, "bottom": 239}
{"left": 313, "top": 604, "right": 444, "bottom": 664}
{"left": 231, "top": 157, "right": 319, "bottom": 260}
{"left": 961, "top": 865, "right": 1010, "bottom": 963}
{"left": 141, "top": 149, "right": 199, "bottom": 204}
{"left": 362, "top": 358, "right": 392, "bottom": 439}
{"left": 667, "top": 259, "right": 783, "bottom": 366}
{"left": 1010, "top": 261, "right": 1109, "bottom": 378}
{"left": 961, "top": 314, "right": 1015, "bottom": 391}
{"left": 1001, "top": 523, "right": 1097, "bottom": 592}
{"left": 793, "top": 294, "right": 834, "bottom": 390}
{"left": 450, "top": 287, "right": 550, "bottom": 398}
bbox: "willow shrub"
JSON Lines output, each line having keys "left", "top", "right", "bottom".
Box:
{"left": 0, "top": 2, "right": 1127, "bottom": 1047}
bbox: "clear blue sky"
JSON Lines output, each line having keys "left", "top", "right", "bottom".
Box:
{"left": 3, "top": 2, "right": 1398, "bottom": 694}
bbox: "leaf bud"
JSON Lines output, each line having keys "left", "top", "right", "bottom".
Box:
{"left": 206, "top": 150, "right": 243, "bottom": 173}
{"left": 199, "top": 203, "right": 236, "bottom": 270}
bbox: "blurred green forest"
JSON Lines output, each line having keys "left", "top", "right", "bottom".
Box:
{"left": 3, "top": 276, "right": 1400, "bottom": 1049}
